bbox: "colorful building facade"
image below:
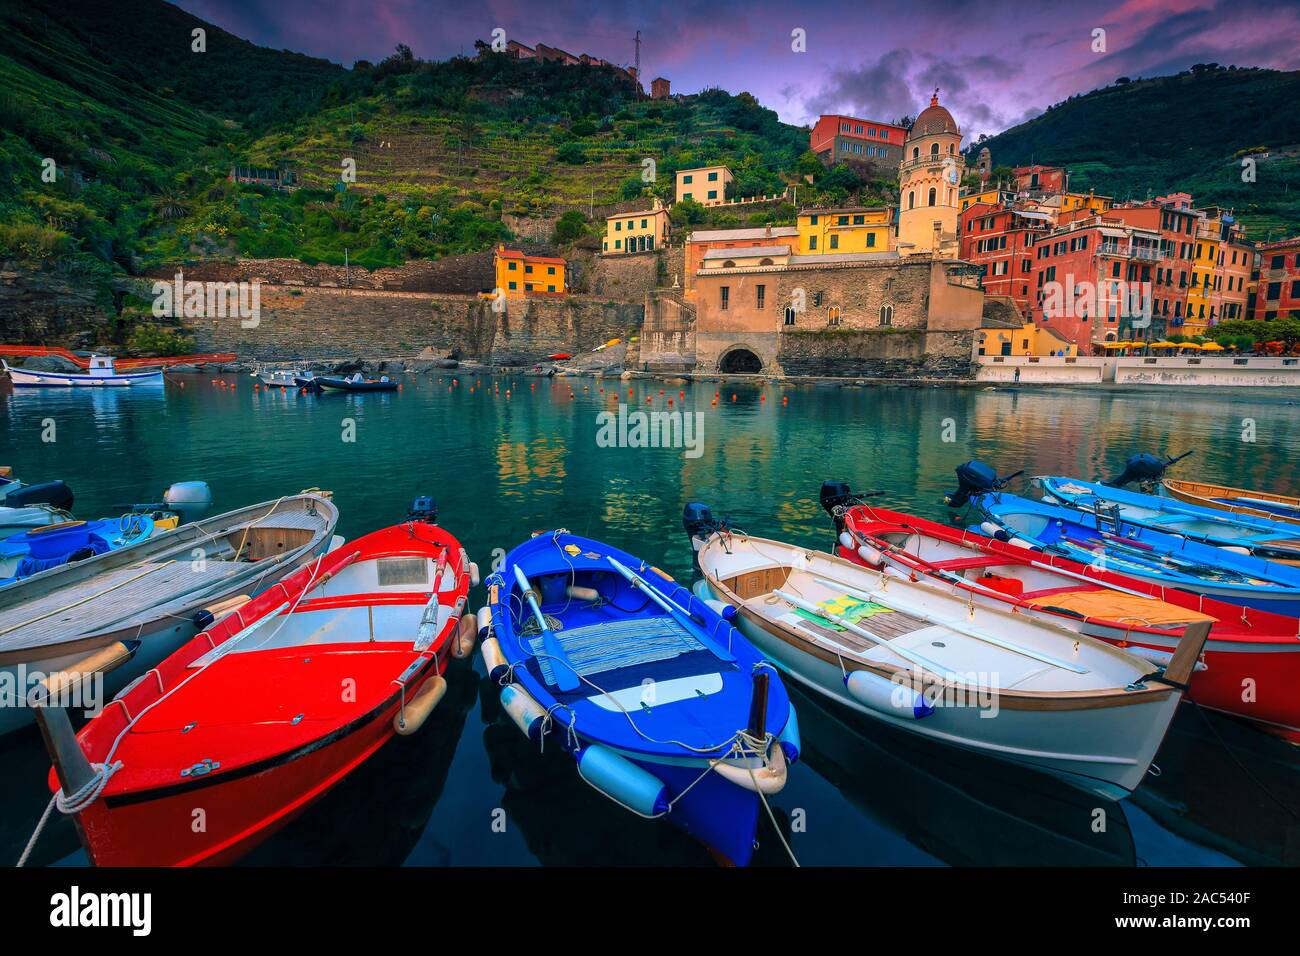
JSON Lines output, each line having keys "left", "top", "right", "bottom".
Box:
{"left": 494, "top": 246, "right": 567, "bottom": 296}
{"left": 796, "top": 207, "right": 891, "bottom": 255}
{"left": 810, "top": 114, "right": 907, "bottom": 168}
{"left": 675, "top": 165, "right": 732, "bottom": 206}
{"left": 602, "top": 200, "right": 669, "bottom": 255}
{"left": 1254, "top": 237, "right": 1300, "bottom": 320}
{"left": 897, "top": 93, "right": 964, "bottom": 257}
{"left": 959, "top": 202, "right": 1051, "bottom": 318}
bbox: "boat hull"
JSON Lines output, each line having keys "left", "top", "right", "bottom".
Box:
{"left": 5, "top": 367, "right": 163, "bottom": 388}
{"left": 729, "top": 603, "right": 1175, "bottom": 799}
{"left": 74, "top": 673, "right": 437, "bottom": 866}
{"left": 1164, "top": 478, "right": 1300, "bottom": 526}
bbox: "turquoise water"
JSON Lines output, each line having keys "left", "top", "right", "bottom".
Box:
{"left": 3, "top": 373, "right": 1298, "bottom": 866}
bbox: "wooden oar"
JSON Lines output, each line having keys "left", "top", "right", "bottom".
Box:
{"left": 512, "top": 564, "right": 579, "bottom": 692}
{"left": 605, "top": 556, "right": 736, "bottom": 662}
{"left": 773, "top": 588, "right": 954, "bottom": 676}
{"left": 415, "top": 548, "right": 449, "bottom": 651}
{"left": 813, "top": 575, "right": 1090, "bottom": 674}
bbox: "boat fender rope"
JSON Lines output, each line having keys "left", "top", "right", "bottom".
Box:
{"left": 17, "top": 761, "right": 122, "bottom": 868}
{"left": 1135, "top": 669, "right": 1189, "bottom": 692}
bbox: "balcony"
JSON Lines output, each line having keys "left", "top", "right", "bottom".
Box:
{"left": 1099, "top": 241, "right": 1160, "bottom": 261}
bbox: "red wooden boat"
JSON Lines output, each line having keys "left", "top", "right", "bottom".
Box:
{"left": 34, "top": 506, "right": 477, "bottom": 866}
{"left": 819, "top": 485, "right": 1300, "bottom": 742}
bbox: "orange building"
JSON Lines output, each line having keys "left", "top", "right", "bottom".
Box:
{"left": 493, "top": 246, "right": 567, "bottom": 296}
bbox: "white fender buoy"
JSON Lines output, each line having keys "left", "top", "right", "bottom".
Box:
{"left": 1124, "top": 644, "right": 1209, "bottom": 672}
{"left": 857, "top": 543, "right": 883, "bottom": 566}
{"left": 500, "top": 683, "right": 548, "bottom": 740}
{"left": 453, "top": 614, "right": 478, "bottom": 659}
{"left": 577, "top": 744, "right": 670, "bottom": 816}
{"left": 838, "top": 531, "right": 854, "bottom": 549}
{"left": 712, "top": 741, "right": 788, "bottom": 795}
{"left": 845, "top": 670, "right": 933, "bottom": 719}
{"left": 469, "top": 561, "right": 481, "bottom": 586}
{"left": 394, "top": 674, "right": 447, "bottom": 735}
{"left": 980, "top": 521, "right": 1003, "bottom": 538}
{"left": 1008, "top": 537, "right": 1034, "bottom": 549}
{"left": 691, "top": 579, "right": 715, "bottom": 602}
{"left": 204, "top": 593, "right": 252, "bottom": 623}
{"left": 480, "top": 635, "right": 509, "bottom": 683}
{"left": 1220, "top": 546, "right": 1250, "bottom": 556}
{"left": 566, "top": 585, "right": 600, "bottom": 602}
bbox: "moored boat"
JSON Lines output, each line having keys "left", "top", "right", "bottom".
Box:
{"left": 2, "top": 355, "right": 163, "bottom": 388}
{"left": 688, "top": 506, "right": 1208, "bottom": 799}
{"left": 1163, "top": 477, "right": 1300, "bottom": 525}
{"left": 30, "top": 501, "right": 476, "bottom": 866}
{"left": 314, "top": 373, "right": 398, "bottom": 392}
{"left": 1036, "top": 474, "right": 1300, "bottom": 564}
{"left": 0, "top": 514, "right": 175, "bottom": 585}
{"left": 480, "top": 530, "right": 799, "bottom": 866}
{"left": 256, "top": 367, "right": 311, "bottom": 388}
{"left": 968, "top": 487, "right": 1300, "bottom": 617}
{"left": 0, "top": 492, "right": 339, "bottom": 737}
{"left": 818, "top": 483, "right": 1300, "bottom": 742}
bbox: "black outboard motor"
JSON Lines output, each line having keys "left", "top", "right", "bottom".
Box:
{"left": 944, "top": 461, "right": 1023, "bottom": 509}
{"left": 1103, "top": 450, "right": 1193, "bottom": 488}
{"left": 683, "top": 502, "right": 730, "bottom": 570}
{"left": 819, "top": 480, "right": 865, "bottom": 534}
{"left": 407, "top": 496, "right": 438, "bottom": 524}
{"left": 5, "top": 480, "right": 74, "bottom": 513}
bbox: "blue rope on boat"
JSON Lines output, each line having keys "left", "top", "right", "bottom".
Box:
{"left": 527, "top": 615, "right": 704, "bottom": 685}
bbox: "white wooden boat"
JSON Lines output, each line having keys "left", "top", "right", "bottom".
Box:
{"left": 256, "top": 367, "right": 310, "bottom": 388}
{"left": 0, "top": 493, "right": 339, "bottom": 736}
{"left": 2, "top": 356, "right": 163, "bottom": 388}
{"left": 694, "top": 530, "right": 1208, "bottom": 798}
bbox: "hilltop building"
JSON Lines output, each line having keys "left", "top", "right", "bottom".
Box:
{"left": 809, "top": 114, "right": 907, "bottom": 170}
{"left": 897, "top": 92, "right": 964, "bottom": 258}
{"left": 494, "top": 246, "right": 567, "bottom": 296}
{"left": 675, "top": 165, "right": 733, "bottom": 206}
{"left": 651, "top": 77, "right": 671, "bottom": 99}
{"left": 602, "top": 199, "right": 670, "bottom": 255}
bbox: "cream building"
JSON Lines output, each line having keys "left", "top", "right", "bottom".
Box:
{"left": 897, "top": 92, "right": 963, "bottom": 257}
{"left": 676, "top": 165, "right": 733, "bottom": 206}
{"left": 603, "top": 199, "right": 670, "bottom": 254}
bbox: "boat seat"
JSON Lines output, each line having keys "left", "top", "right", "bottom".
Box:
{"left": 526, "top": 613, "right": 705, "bottom": 685}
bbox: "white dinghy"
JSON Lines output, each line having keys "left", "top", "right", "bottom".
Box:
{"left": 694, "top": 529, "right": 1208, "bottom": 798}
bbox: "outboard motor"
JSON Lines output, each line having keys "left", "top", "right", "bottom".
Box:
{"left": 821, "top": 481, "right": 863, "bottom": 535}
{"left": 1103, "top": 450, "right": 1193, "bottom": 489}
{"left": 944, "top": 461, "right": 1023, "bottom": 509}
{"left": 682, "top": 502, "right": 732, "bottom": 569}
{"left": 407, "top": 496, "right": 438, "bottom": 524}
{"left": 4, "top": 480, "right": 74, "bottom": 513}
{"left": 161, "top": 481, "right": 213, "bottom": 523}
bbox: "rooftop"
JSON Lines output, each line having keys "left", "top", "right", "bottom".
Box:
{"left": 703, "top": 245, "right": 791, "bottom": 260}
{"left": 688, "top": 226, "right": 799, "bottom": 242}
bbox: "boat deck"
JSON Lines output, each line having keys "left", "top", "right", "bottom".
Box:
{"left": 0, "top": 560, "right": 250, "bottom": 653}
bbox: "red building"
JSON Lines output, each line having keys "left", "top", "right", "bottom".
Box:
{"left": 1254, "top": 237, "right": 1300, "bottom": 320}
{"left": 651, "top": 77, "right": 670, "bottom": 99}
{"left": 959, "top": 202, "right": 1052, "bottom": 318}
{"left": 1104, "top": 201, "right": 1197, "bottom": 332}
{"left": 809, "top": 114, "right": 906, "bottom": 168}
{"left": 1013, "top": 165, "right": 1067, "bottom": 195}
{"left": 1028, "top": 214, "right": 1167, "bottom": 352}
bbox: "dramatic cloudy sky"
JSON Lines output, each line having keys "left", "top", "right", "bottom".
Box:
{"left": 177, "top": 0, "right": 1300, "bottom": 140}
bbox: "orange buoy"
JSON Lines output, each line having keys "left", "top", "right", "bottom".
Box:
{"left": 730, "top": 394, "right": 737, "bottom": 402}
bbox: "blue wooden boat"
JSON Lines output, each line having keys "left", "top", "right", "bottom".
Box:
{"left": 971, "top": 490, "right": 1300, "bottom": 616}
{"left": 479, "top": 531, "right": 800, "bottom": 866}
{"left": 0, "top": 514, "right": 169, "bottom": 586}
{"left": 1035, "top": 476, "right": 1300, "bottom": 564}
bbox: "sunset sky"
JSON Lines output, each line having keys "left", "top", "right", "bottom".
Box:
{"left": 176, "top": 0, "right": 1300, "bottom": 140}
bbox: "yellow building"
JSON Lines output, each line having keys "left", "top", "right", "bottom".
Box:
{"left": 796, "top": 207, "right": 891, "bottom": 254}
{"left": 959, "top": 188, "right": 1013, "bottom": 213}
{"left": 676, "top": 165, "right": 732, "bottom": 206}
{"left": 494, "top": 245, "right": 566, "bottom": 296}
{"left": 1186, "top": 223, "right": 1219, "bottom": 336}
{"left": 1059, "top": 191, "right": 1113, "bottom": 215}
{"left": 897, "top": 92, "right": 963, "bottom": 256}
{"left": 603, "top": 199, "right": 669, "bottom": 254}
{"left": 977, "top": 323, "right": 1076, "bottom": 357}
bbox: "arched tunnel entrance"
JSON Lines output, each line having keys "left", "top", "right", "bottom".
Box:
{"left": 719, "top": 348, "right": 763, "bottom": 374}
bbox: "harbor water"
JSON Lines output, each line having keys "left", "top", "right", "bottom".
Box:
{"left": 3, "top": 373, "right": 1298, "bottom": 866}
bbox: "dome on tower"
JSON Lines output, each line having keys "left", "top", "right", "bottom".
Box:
{"left": 907, "top": 91, "right": 959, "bottom": 139}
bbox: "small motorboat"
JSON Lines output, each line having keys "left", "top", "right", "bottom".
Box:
{"left": 2, "top": 355, "right": 163, "bottom": 388}
{"left": 480, "top": 530, "right": 799, "bottom": 866}
{"left": 818, "top": 484, "right": 1300, "bottom": 742}
{"left": 0, "top": 469, "right": 75, "bottom": 541}
{"left": 0, "top": 492, "right": 339, "bottom": 737}
{"left": 314, "top": 373, "right": 398, "bottom": 392}
{"left": 31, "top": 499, "right": 476, "bottom": 866}
{"left": 1163, "top": 478, "right": 1300, "bottom": 526}
{"left": 256, "top": 367, "right": 310, "bottom": 388}
{"left": 687, "top": 505, "right": 1208, "bottom": 799}
{"left": 1036, "top": 475, "right": 1300, "bottom": 564}
{"left": 967, "top": 487, "right": 1300, "bottom": 617}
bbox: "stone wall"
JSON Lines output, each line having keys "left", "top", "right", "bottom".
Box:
{"left": 0, "top": 261, "right": 109, "bottom": 347}
{"left": 182, "top": 283, "right": 644, "bottom": 365}
{"left": 588, "top": 250, "right": 660, "bottom": 298}
{"left": 640, "top": 291, "right": 696, "bottom": 371}
{"left": 144, "top": 254, "right": 495, "bottom": 295}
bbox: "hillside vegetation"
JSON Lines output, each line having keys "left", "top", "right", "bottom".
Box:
{"left": 970, "top": 65, "right": 1300, "bottom": 239}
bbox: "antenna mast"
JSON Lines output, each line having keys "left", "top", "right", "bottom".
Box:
{"left": 634, "top": 30, "right": 641, "bottom": 97}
